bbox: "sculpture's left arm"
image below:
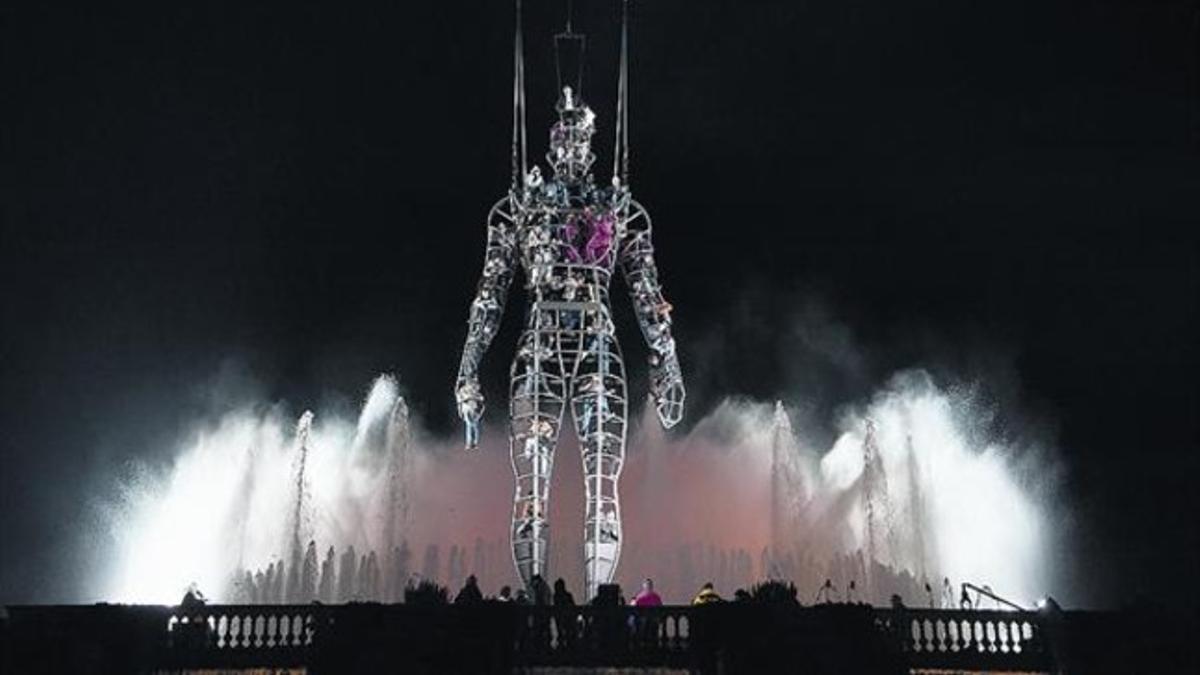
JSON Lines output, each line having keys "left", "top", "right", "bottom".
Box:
{"left": 618, "top": 201, "right": 685, "bottom": 428}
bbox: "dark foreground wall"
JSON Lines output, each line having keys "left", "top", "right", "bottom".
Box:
{"left": 1, "top": 602, "right": 1194, "bottom": 674}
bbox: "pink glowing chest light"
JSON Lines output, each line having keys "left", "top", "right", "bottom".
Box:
{"left": 561, "top": 210, "right": 616, "bottom": 265}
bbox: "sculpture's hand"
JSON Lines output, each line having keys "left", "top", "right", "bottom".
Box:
{"left": 649, "top": 351, "right": 685, "bottom": 429}
{"left": 455, "top": 376, "right": 485, "bottom": 450}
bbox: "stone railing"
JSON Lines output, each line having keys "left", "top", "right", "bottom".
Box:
{"left": 877, "top": 607, "right": 1050, "bottom": 671}
{"left": 162, "top": 604, "right": 323, "bottom": 669}
{"left": 6, "top": 602, "right": 1188, "bottom": 673}
{"left": 512, "top": 605, "right": 695, "bottom": 667}
{"left": 167, "top": 605, "right": 319, "bottom": 649}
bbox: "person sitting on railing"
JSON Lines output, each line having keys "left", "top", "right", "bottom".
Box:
{"left": 632, "top": 578, "right": 662, "bottom": 607}
{"left": 454, "top": 574, "right": 484, "bottom": 605}
{"left": 959, "top": 586, "right": 973, "bottom": 610}
{"left": 175, "top": 586, "right": 210, "bottom": 650}
{"left": 692, "top": 581, "right": 722, "bottom": 605}
{"left": 180, "top": 587, "right": 206, "bottom": 613}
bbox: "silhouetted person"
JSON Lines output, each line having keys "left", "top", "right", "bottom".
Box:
{"left": 454, "top": 574, "right": 484, "bottom": 605}
{"left": 496, "top": 585, "right": 513, "bottom": 602}
{"left": 527, "top": 574, "right": 552, "bottom": 652}
{"left": 960, "top": 586, "right": 973, "bottom": 609}
{"left": 692, "top": 581, "right": 721, "bottom": 605}
{"left": 530, "top": 574, "right": 551, "bottom": 606}
{"left": 553, "top": 578, "right": 575, "bottom": 606}
{"left": 815, "top": 578, "right": 837, "bottom": 604}
{"left": 591, "top": 583, "right": 623, "bottom": 607}
{"left": 846, "top": 580, "right": 858, "bottom": 604}
{"left": 890, "top": 593, "right": 906, "bottom": 610}
{"left": 180, "top": 588, "right": 206, "bottom": 613}
{"left": 942, "top": 577, "right": 955, "bottom": 608}
{"left": 553, "top": 578, "right": 578, "bottom": 648}
{"left": 515, "top": 588, "right": 531, "bottom": 605}
{"left": 588, "top": 584, "right": 625, "bottom": 653}
{"left": 177, "top": 587, "right": 209, "bottom": 649}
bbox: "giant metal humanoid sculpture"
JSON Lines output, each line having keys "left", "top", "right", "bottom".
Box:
{"left": 454, "top": 0, "right": 684, "bottom": 599}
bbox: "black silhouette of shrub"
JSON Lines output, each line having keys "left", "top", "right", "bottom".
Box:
{"left": 748, "top": 579, "right": 800, "bottom": 605}
{"left": 404, "top": 580, "right": 449, "bottom": 606}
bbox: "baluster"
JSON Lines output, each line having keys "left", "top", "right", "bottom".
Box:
{"left": 997, "top": 619, "right": 1010, "bottom": 653}
{"left": 908, "top": 618, "right": 921, "bottom": 652}
{"left": 1009, "top": 620, "right": 1022, "bottom": 653}
{"left": 984, "top": 619, "right": 997, "bottom": 653}
{"left": 1023, "top": 620, "right": 1040, "bottom": 654}
{"left": 253, "top": 615, "right": 265, "bottom": 647}
{"left": 278, "top": 612, "right": 291, "bottom": 647}
{"left": 215, "top": 615, "right": 227, "bottom": 648}
{"left": 935, "top": 618, "right": 947, "bottom": 652}
{"left": 291, "top": 613, "right": 302, "bottom": 647}
{"left": 229, "top": 615, "right": 242, "bottom": 649}
{"left": 947, "top": 617, "right": 960, "bottom": 652}
{"left": 922, "top": 618, "right": 935, "bottom": 652}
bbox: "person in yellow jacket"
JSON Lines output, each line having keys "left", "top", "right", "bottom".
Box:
{"left": 692, "top": 582, "right": 722, "bottom": 605}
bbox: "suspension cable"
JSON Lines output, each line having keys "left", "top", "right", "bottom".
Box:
{"left": 613, "top": 0, "right": 630, "bottom": 185}
{"left": 511, "top": 0, "right": 527, "bottom": 190}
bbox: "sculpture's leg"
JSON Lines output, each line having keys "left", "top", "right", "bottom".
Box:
{"left": 571, "top": 328, "right": 628, "bottom": 600}
{"left": 510, "top": 329, "right": 566, "bottom": 589}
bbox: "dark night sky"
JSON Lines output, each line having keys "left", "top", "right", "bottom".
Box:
{"left": 1, "top": 1, "right": 1197, "bottom": 607}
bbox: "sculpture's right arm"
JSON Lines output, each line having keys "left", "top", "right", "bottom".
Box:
{"left": 454, "top": 197, "right": 519, "bottom": 439}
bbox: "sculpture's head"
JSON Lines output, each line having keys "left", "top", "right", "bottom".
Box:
{"left": 547, "top": 86, "right": 596, "bottom": 182}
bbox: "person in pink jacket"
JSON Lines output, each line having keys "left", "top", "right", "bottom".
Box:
{"left": 632, "top": 578, "right": 663, "bottom": 606}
